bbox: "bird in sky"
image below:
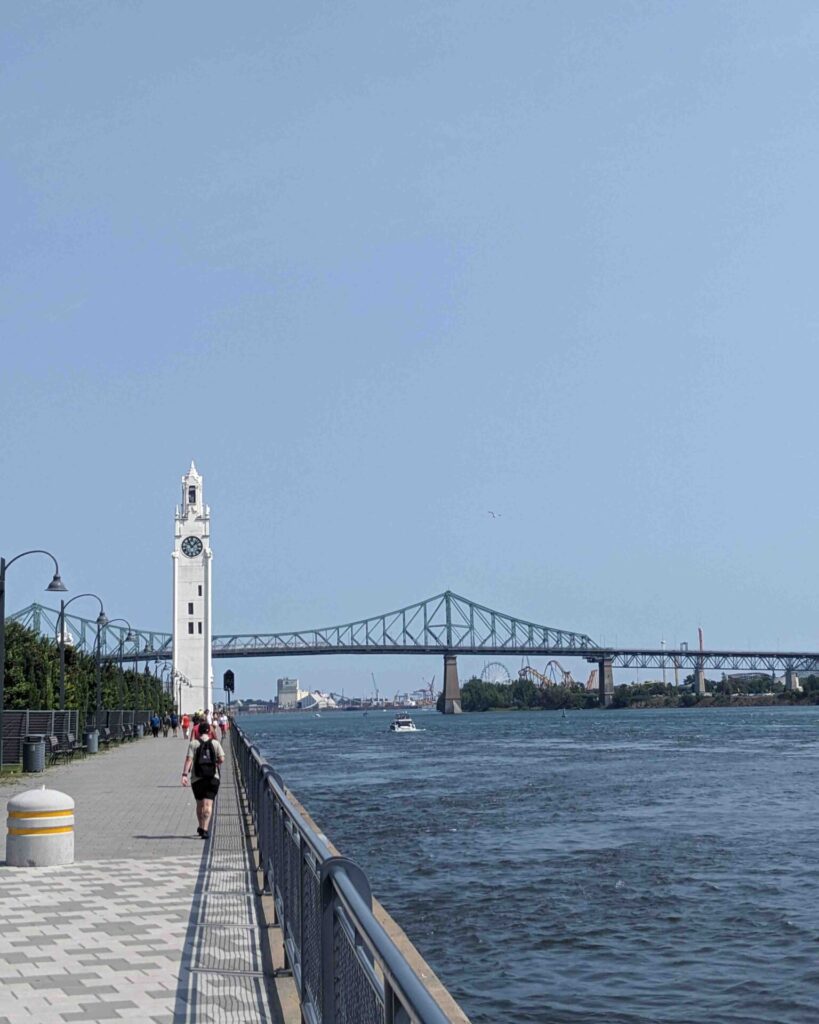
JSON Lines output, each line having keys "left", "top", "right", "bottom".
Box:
{"left": 488, "top": 511, "right": 501, "bottom": 518}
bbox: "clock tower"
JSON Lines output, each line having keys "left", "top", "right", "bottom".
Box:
{"left": 172, "top": 461, "right": 212, "bottom": 712}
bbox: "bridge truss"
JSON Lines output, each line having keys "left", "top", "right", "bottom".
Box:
{"left": 10, "top": 597, "right": 819, "bottom": 675}
{"left": 10, "top": 604, "right": 171, "bottom": 660}
{"left": 11, "top": 592, "right": 596, "bottom": 661}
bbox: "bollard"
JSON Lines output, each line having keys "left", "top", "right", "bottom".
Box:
{"left": 6, "top": 787, "right": 74, "bottom": 867}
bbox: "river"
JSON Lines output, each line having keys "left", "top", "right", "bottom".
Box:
{"left": 238, "top": 706, "right": 819, "bottom": 1024}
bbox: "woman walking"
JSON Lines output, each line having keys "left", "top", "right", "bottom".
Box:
{"left": 181, "top": 721, "right": 225, "bottom": 840}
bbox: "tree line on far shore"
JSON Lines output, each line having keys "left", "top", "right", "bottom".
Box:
{"left": 4, "top": 620, "right": 174, "bottom": 714}
{"left": 436, "top": 674, "right": 819, "bottom": 711}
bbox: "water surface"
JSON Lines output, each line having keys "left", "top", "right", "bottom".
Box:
{"left": 239, "top": 707, "right": 819, "bottom": 1023}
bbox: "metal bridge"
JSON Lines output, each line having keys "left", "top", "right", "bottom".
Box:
{"left": 10, "top": 592, "right": 819, "bottom": 708}
{"left": 10, "top": 592, "right": 597, "bottom": 660}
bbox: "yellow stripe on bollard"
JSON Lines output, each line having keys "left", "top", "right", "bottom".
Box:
{"left": 7, "top": 825, "right": 74, "bottom": 836}
{"left": 8, "top": 809, "right": 73, "bottom": 819}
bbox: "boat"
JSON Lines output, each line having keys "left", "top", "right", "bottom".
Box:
{"left": 388, "top": 715, "right": 417, "bottom": 733}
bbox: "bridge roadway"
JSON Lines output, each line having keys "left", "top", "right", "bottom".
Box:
{"left": 0, "top": 732, "right": 298, "bottom": 1024}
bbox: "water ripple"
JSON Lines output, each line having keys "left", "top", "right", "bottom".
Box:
{"left": 242, "top": 706, "right": 819, "bottom": 1023}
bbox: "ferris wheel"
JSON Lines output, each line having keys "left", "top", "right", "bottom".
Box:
{"left": 480, "top": 661, "right": 512, "bottom": 684}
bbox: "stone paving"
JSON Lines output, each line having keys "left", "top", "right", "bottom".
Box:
{"left": 0, "top": 732, "right": 285, "bottom": 1023}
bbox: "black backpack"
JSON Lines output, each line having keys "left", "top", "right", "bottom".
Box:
{"left": 194, "top": 739, "right": 217, "bottom": 779}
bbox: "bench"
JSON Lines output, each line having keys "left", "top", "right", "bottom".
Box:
{"left": 66, "top": 732, "right": 85, "bottom": 759}
{"left": 99, "top": 727, "right": 113, "bottom": 750}
{"left": 47, "top": 735, "right": 72, "bottom": 765}
{"left": 121, "top": 723, "right": 133, "bottom": 742}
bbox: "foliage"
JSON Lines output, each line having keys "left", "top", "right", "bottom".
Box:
{"left": 438, "top": 672, "right": 819, "bottom": 712}
{"left": 454, "top": 676, "right": 595, "bottom": 712}
{"left": 3, "top": 620, "right": 172, "bottom": 715}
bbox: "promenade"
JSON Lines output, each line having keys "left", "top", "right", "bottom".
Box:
{"left": 0, "top": 732, "right": 295, "bottom": 1024}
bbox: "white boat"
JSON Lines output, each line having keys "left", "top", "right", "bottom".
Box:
{"left": 389, "top": 715, "right": 417, "bottom": 733}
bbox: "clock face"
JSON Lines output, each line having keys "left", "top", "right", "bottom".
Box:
{"left": 181, "top": 536, "right": 203, "bottom": 558}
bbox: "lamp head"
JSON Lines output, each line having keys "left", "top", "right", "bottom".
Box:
{"left": 47, "top": 574, "right": 67, "bottom": 593}
{"left": 125, "top": 631, "right": 135, "bottom": 643}
{"left": 96, "top": 611, "right": 108, "bottom": 627}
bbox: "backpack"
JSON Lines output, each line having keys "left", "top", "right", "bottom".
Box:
{"left": 194, "top": 739, "right": 217, "bottom": 779}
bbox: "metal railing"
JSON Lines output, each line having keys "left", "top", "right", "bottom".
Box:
{"left": 86, "top": 709, "right": 153, "bottom": 740}
{"left": 1, "top": 709, "right": 79, "bottom": 765}
{"left": 233, "top": 721, "right": 455, "bottom": 1024}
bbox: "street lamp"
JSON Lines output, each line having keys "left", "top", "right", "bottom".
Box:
{"left": 57, "top": 594, "right": 107, "bottom": 712}
{"left": 174, "top": 668, "right": 192, "bottom": 716}
{"left": 158, "top": 663, "right": 170, "bottom": 711}
{"left": 0, "top": 550, "right": 66, "bottom": 768}
{"left": 105, "top": 619, "right": 134, "bottom": 709}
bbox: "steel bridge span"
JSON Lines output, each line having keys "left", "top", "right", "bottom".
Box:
{"left": 11, "top": 591, "right": 819, "bottom": 709}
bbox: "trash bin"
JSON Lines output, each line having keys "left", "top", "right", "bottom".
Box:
{"left": 22, "top": 735, "right": 45, "bottom": 773}
{"left": 83, "top": 728, "right": 99, "bottom": 755}
{"left": 135, "top": 723, "right": 144, "bottom": 738}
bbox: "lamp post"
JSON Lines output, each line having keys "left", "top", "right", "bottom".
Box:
{"left": 105, "top": 619, "right": 134, "bottom": 710}
{"left": 57, "top": 594, "right": 107, "bottom": 712}
{"left": 174, "top": 668, "right": 191, "bottom": 716}
{"left": 0, "top": 550, "right": 67, "bottom": 768}
{"left": 159, "top": 663, "right": 169, "bottom": 712}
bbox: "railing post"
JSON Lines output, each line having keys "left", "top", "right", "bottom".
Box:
{"left": 320, "top": 858, "right": 373, "bottom": 1024}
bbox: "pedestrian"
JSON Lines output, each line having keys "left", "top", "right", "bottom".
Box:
{"left": 219, "top": 712, "right": 228, "bottom": 734}
{"left": 150, "top": 712, "right": 160, "bottom": 738}
{"left": 170, "top": 711, "right": 179, "bottom": 737}
{"left": 181, "top": 713, "right": 191, "bottom": 739}
{"left": 181, "top": 721, "right": 225, "bottom": 840}
{"left": 162, "top": 713, "right": 171, "bottom": 737}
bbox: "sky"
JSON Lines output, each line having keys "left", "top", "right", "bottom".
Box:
{"left": 3, "top": 2, "right": 819, "bottom": 698}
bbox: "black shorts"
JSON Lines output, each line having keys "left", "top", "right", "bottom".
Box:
{"left": 191, "top": 777, "right": 220, "bottom": 802}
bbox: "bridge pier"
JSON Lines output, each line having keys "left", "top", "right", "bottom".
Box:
{"left": 693, "top": 662, "right": 706, "bottom": 696}
{"left": 442, "top": 653, "right": 462, "bottom": 714}
{"left": 598, "top": 658, "right": 614, "bottom": 707}
{"left": 785, "top": 668, "right": 801, "bottom": 692}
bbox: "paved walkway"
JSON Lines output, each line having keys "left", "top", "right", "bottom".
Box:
{"left": 0, "top": 733, "right": 287, "bottom": 1024}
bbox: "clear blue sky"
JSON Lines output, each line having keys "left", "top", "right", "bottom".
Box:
{"left": 3, "top": 2, "right": 819, "bottom": 698}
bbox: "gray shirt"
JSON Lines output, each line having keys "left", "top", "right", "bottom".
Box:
{"left": 186, "top": 738, "right": 225, "bottom": 783}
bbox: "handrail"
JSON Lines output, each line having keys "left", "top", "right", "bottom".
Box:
{"left": 328, "top": 861, "right": 451, "bottom": 1024}
{"left": 232, "top": 720, "right": 461, "bottom": 1024}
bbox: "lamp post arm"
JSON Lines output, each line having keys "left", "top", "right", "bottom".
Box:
{"left": 62, "top": 593, "right": 105, "bottom": 617}
{"left": 4, "top": 550, "right": 60, "bottom": 575}
{"left": 57, "top": 593, "right": 106, "bottom": 713}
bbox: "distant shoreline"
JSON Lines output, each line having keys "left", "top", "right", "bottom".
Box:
{"left": 461, "top": 694, "right": 817, "bottom": 712}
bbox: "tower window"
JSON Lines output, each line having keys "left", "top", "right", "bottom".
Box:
{"left": 188, "top": 602, "right": 194, "bottom": 615}
{"left": 198, "top": 622, "right": 203, "bottom": 634}
{"left": 188, "top": 486, "right": 196, "bottom": 504}
{"left": 198, "top": 585, "right": 202, "bottom": 596}
{"left": 188, "top": 623, "right": 194, "bottom": 635}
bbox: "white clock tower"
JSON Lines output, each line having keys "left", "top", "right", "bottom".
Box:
{"left": 172, "top": 461, "right": 213, "bottom": 712}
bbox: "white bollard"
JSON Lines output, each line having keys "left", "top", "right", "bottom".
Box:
{"left": 6, "top": 787, "right": 74, "bottom": 867}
